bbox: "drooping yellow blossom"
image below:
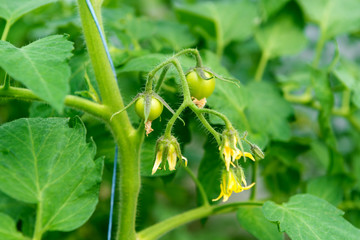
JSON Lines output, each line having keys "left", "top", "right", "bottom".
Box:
{"left": 151, "top": 136, "right": 187, "bottom": 175}
{"left": 213, "top": 168, "right": 255, "bottom": 202}
{"left": 220, "top": 132, "right": 255, "bottom": 171}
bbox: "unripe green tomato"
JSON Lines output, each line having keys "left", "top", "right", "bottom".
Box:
{"left": 135, "top": 96, "right": 163, "bottom": 121}
{"left": 186, "top": 70, "right": 215, "bottom": 99}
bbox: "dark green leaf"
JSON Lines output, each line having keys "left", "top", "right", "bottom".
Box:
{"left": 198, "top": 138, "right": 222, "bottom": 203}
{"left": 263, "top": 194, "right": 360, "bottom": 240}
{"left": 0, "top": 118, "right": 104, "bottom": 232}
{"left": 255, "top": 4, "right": 306, "bottom": 58}
{"left": 175, "top": 1, "right": 258, "bottom": 47}
{"left": 0, "top": 213, "right": 26, "bottom": 240}
{"left": 307, "top": 175, "right": 343, "bottom": 206}
{"left": 0, "top": 35, "right": 73, "bottom": 112}
{"left": 260, "top": 0, "right": 291, "bottom": 18}
{"left": 237, "top": 206, "right": 283, "bottom": 240}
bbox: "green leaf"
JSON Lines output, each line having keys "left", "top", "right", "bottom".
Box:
{"left": 175, "top": 1, "right": 258, "bottom": 48}
{"left": 237, "top": 207, "right": 283, "bottom": 240}
{"left": 255, "top": 4, "right": 307, "bottom": 58}
{"left": 0, "top": 191, "right": 32, "bottom": 223}
{"left": 263, "top": 194, "right": 360, "bottom": 240}
{"left": 155, "top": 21, "right": 197, "bottom": 51}
{"left": 246, "top": 81, "right": 293, "bottom": 141}
{"left": 260, "top": 0, "right": 291, "bottom": 18}
{"left": 0, "top": 118, "right": 104, "bottom": 232}
{"left": 307, "top": 176, "right": 343, "bottom": 206}
{"left": 0, "top": 213, "right": 26, "bottom": 240}
{"left": 296, "top": 0, "right": 360, "bottom": 39}
{"left": 0, "top": 0, "right": 56, "bottom": 25}
{"left": 0, "top": 35, "right": 73, "bottom": 112}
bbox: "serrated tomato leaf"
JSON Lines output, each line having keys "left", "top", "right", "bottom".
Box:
{"left": 0, "top": 35, "right": 73, "bottom": 112}
{"left": 0, "top": 118, "right": 104, "bottom": 232}
{"left": 237, "top": 207, "right": 283, "bottom": 240}
{"left": 263, "top": 194, "right": 360, "bottom": 240}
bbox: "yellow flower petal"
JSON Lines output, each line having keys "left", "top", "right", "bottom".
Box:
{"left": 152, "top": 150, "right": 163, "bottom": 175}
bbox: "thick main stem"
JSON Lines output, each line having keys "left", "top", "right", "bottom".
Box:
{"left": 77, "top": 1, "right": 140, "bottom": 240}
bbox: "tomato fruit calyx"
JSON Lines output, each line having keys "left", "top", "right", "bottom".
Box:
{"left": 186, "top": 68, "right": 216, "bottom": 100}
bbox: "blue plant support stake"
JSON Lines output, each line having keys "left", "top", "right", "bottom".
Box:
{"left": 84, "top": 1, "right": 119, "bottom": 239}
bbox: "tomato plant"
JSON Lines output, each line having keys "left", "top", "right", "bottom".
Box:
{"left": 1, "top": 0, "right": 360, "bottom": 240}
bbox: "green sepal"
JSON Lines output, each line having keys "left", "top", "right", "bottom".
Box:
{"left": 110, "top": 93, "right": 143, "bottom": 121}
{"left": 152, "top": 92, "right": 185, "bottom": 126}
{"left": 144, "top": 93, "right": 152, "bottom": 123}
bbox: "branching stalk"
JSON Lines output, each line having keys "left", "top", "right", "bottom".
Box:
{"left": 137, "top": 201, "right": 263, "bottom": 240}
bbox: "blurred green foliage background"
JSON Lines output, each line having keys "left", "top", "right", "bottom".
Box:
{"left": 1, "top": 0, "right": 360, "bottom": 239}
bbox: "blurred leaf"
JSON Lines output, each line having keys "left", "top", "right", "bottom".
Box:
{"left": 311, "top": 68, "right": 344, "bottom": 173}
{"left": 263, "top": 194, "right": 360, "bottom": 240}
{"left": 297, "top": 0, "right": 360, "bottom": 39}
{"left": 126, "top": 17, "right": 156, "bottom": 41}
{"left": 307, "top": 175, "right": 343, "bottom": 206}
{"left": 175, "top": 1, "right": 258, "bottom": 51}
{"left": 255, "top": 4, "right": 306, "bottom": 58}
{"left": 0, "top": 35, "right": 73, "bottom": 112}
{"left": 0, "top": 213, "right": 26, "bottom": 240}
{"left": 260, "top": 0, "right": 291, "bottom": 18}
{"left": 0, "top": 118, "right": 104, "bottom": 232}
{"left": 333, "top": 59, "right": 360, "bottom": 108}
{"left": 246, "top": 81, "right": 293, "bottom": 141}
{"left": 118, "top": 53, "right": 194, "bottom": 74}
{"left": 262, "top": 142, "right": 304, "bottom": 201}
{"left": 237, "top": 207, "right": 283, "bottom": 240}
{"left": 0, "top": 0, "right": 56, "bottom": 25}
{"left": 0, "top": 191, "right": 32, "bottom": 223}
{"left": 155, "top": 21, "right": 197, "bottom": 51}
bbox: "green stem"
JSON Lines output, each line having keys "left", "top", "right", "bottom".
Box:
{"left": 146, "top": 49, "right": 203, "bottom": 91}
{"left": 137, "top": 201, "right": 263, "bottom": 240}
{"left": 249, "top": 161, "right": 258, "bottom": 201}
{"left": 3, "top": 73, "right": 10, "bottom": 89}
{"left": 313, "top": 31, "right": 326, "bottom": 68}
{"left": 0, "top": 86, "right": 110, "bottom": 119}
{"left": 32, "top": 201, "right": 43, "bottom": 240}
{"left": 1, "top": 20, "right": 11, "bottom": 41}
{"left": 190, "top": 105, "right": 221, "bottom": 145}
{"left": 199, "top": 108, "right": 232, "bottom": 128}
{"left": 254, "top": 50, "right": 269, "bottom": 82}
{"left": 182, "top": 166, "right": 209, "bottom": 206}
{"left": 154, "top": 65, "right": 170, "bottom": 92}
{"left": 164, "top": 102, "right": 188, "bottom": 138}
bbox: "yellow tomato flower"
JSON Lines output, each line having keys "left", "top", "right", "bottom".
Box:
{"left": 220, "top": 132, "right": 255, "bottom": 171}
{"left": 151, "top": 136, "right": 187, "bottom": 175}
{"left": 213, "top": 168, "right": 255, "bottom": 202}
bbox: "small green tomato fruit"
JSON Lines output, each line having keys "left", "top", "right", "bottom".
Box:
{"left": 135, "top": 96, "right": 163, "bottom": 121}
{"left": 186, "top": 70, "right": 215, "bottom": 99}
